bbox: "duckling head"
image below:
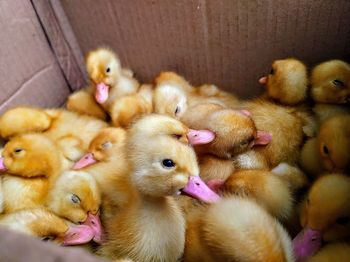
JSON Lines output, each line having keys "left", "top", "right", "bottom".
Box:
{"left": 86, "top": 47, "right": 122, "bottom": 104}
{"left": 293, "top": 174, "right": 350, "bottom": 260}
{"left": 73, "top": 127, "right": 127, "bottom": 169}
{"left": 46, "top": 170, "right": 102, "bottom": 243}
{"left": 259, "top": 58, "right": 308, "bottom": 105}
{"left": 317, "top": 115, "right": 350, "bottom": 173}
{"left": 0, "top": 133, "right": 61, "bottom": 178}
{"left": 127, "top": 115, "right": 220, "bottom": 203}
{"left": 310, "top": 60, "right": 350, "bottom": 104}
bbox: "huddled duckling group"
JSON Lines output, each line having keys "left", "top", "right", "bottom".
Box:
{"left": 0, "top": 47, "right": 349, "bottom": 262}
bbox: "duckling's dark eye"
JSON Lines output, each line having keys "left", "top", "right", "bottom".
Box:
{"left": 175, "top": 106, "right": 180, "bottom": 115}
{"left": 71, "top": 194, "right": 81, "bottom": 204}
{"left": 323, "top": 145, "right": 329, "bottom": 155}
{"left": 106, "top": 67, "right": 111, "bottom": 73}
{"left": 240, "top": 140, "right": 249, "bottom": 146}
{"left": 336, "top": 216, "right": 350, "bottom": 225}
{"left": 270, "top": 68, "right": 274, "bottom": 75}
{"left": 161, "top": 159, "right": 176, "bottom": 169}
{"left": 41, "top": 236, "right": 55, "bottom": 242}
{"left": 332, "top": 79, "right": 345, "bottom": 88}
{"left": 101, "top": 141, "right": 112, "bottom": 149}
{"left": 14, "top": 148, "right": 23, "bottom": 154}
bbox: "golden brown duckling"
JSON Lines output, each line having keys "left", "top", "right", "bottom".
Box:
{"left": 311, "top": 60, "right": 350, "bottom": 124}
{"left": 98, "top": 114, "right": 219, "bottom": 262}
{"left": 0, "top": 208, "right": 69, "bottom": 244}
{"left": 306, "top": 242, "right": 350, "bottom": 262}
{"left": 0, "top": 133, "right": 64, "bottom": 213}
{"left": 0, "top": 208, "right": 99, "bottom": 246}
{"left": 0, "top": 107, "right": 108, "bottom": 163}
{"left": 46, "top": 170, "right": 102, "bottom": 244}
{"left": 184, "top": 197, "right": 294, "bottom": 262}
{"left": 235, "top": 99, "right": 313, "bottom": 169}
{"left": 259, "top": 58, "right": 308, "bottom": 105}
{"left": 293, "top": 174, "right": 350, "bottom": 261}
{"left": 300, "top": 114, "right": 350, "bottom": 177}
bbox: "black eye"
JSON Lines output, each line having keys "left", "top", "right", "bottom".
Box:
{"left": 14, "top": 148, "right": 23, "bottom": 154}
{"left": 323, "top": 145, "right": 329, "bottom": 155}
{"left": 106, "top": 67, "right": 111, "bottom": 73}
{"left": 175, "top": 106, "right": 180, "bottom": 115}
{"left": 332, "top": 79, "right": 345, "bottom": 88}
{"left": 71, "top": 194, "right": 81, "bottom": 204}
{"left": 161, "top": 159, "right": 176, "bottom": 169}
{"left": 240, "top": 140, "right": 249, "bottom": 146}
{"left": 172, "top": 134, "right": 182, "bottom": 140}
{"left": 270, "top": 68, "right": 274, "bottom": 74}
{"left": 41, "top": 236, "right": 55, "bottom": 242}
{"left": 336, "top": 216, "right": 350, "bottom": 225}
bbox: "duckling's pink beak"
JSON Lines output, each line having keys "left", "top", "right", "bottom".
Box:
{"left": 181, "top": 176, "right": 221, "bottom": 203}
{"left": 253, "top": 131, "right": 272, "bottom": 146}
{"left": 0, "top": 157, "right": 7, "bottom": 172}
{"left": 73, "top": 153, "right": 97, "bottom": 170}
{"left": 187, "top": 129, "right": 215, "bottom": 146}
{"left": 95, "top": 83, "right": 109, "bottom": 104}
{"left": 83, "top": 212, "right": 103, "bottom": 244}
{"left": 259, "top": 76, "right": 268, "bottom": 85}
{"left": 63, "top": 224, "right": 94, "bottom": 246}
{"left": 292, "top": 227, "right": 322, "bottom": 262}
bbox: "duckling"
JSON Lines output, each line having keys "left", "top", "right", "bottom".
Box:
{"left": 259, "top": 58, "right": 308, "bottom": 105}
{"left": 311, "top": 60, "right": 350, "bottom": 104}
{"left": 46, "top": 170, "right": 102, "bottom": 243}
{"left": 153, "top": 72, "right": 239, "bottom": 118}
{"left": 73, "top": 127, "right": 128, "bottom": 220}
{"left": 0, "top": 107, "right": 108, "bottom": 163}
{"left": 220, "top": 169, "right": 293, "bottom": 220}
{"left": 153, "top": 71, "right": 193, "bottom": 118}
{"left": 0, "top": 208, "right": 97, "bottom": 246}
{"left": 306, "top": 242, "right": 350, "bottom": 262}
{"left": 67, "top": 48, "right": 141, "bottom": 125}
{"left": 293, "top": 174, "right": 350, "bottom": 261}
{"left": 235, "top": 99, "right": 312, "bottom": 169}
{"left": 184, "top": 197, "right": 294, "bottom": 262}
{"left": 0, "top": 208, "right": 69, "bottom": 244}
{"left": 300, "top": 114, "right": 350, "bottom": 177}
{"left": 181, "top": 102, "right": 270, "bottom": 159}
{"left": 310, "top": 60, "right": 350, "bottom": 123}
{"left": 98, "top": 114, "right": 219, "bottom": 262}
{"left": 0, "top": 133, "right": 64, "bottom": 213}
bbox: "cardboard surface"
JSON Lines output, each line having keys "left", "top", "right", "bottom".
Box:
{"left": 61, "top": 0, "right": 350, "bottom": 98}
{"left": 0, "top": 0, "right": 70, "bottom": 113}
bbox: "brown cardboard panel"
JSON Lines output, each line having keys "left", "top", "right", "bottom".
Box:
{"left": 32, "top": 0, "right": 87, "bottom": 91}
{"left": 61, "top": 0, "right": 350, "bottom": 98}
{"left": 0, "top": 0, "right": 70, "bottom": 113}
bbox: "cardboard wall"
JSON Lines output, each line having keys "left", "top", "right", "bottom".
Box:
{"left": 0, "top": 0, "right": 71, "bottom": 113}
{"left": 61, "top": 0, "right": 350, "bottom": 98}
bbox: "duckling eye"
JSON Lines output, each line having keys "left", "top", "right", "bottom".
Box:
{"left": 13, "top": 148, "right": 24, "bottom": 154}
{"left": 41, "top": 236, "right": 55, "bottom": 242}
{"left": 71, "top": 194, "right": 81, "bottom": 204}
{"left": 175, "top": 106, "right": 180, "bottom": 115}
{"left": 161, "top": 159, "right": 176, "bottom": 169}
{"left": 270, "top": 68, "right": 274, "bottom": 75}
{"left": 240, "top": 140, "right": 249, "bottom": 147}
{"left": 332, "top": 79, "right": 345, "bottom": 88}
{"left": 322, "top": 145, "right": 329, "bottom": 155}
{"left": 106, "top": 67, "right": 111, "bottom": 73}
{"left": 336, "top": 216, "right": 350, "bottom": 225}
{"left": 101, "top": 141, "right": 112, "bottom": 149}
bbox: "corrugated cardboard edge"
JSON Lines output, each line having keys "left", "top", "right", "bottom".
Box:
{"left": 31, "top": 0, "right": 87, "bottom": 91}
